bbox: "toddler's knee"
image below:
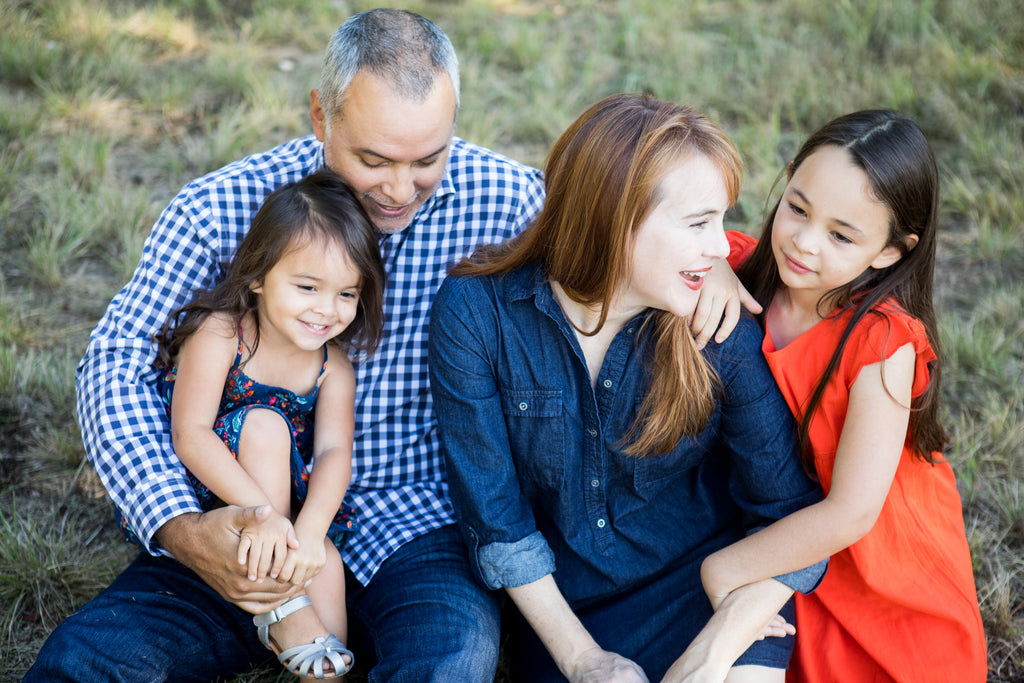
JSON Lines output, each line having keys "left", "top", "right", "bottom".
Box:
{"left": 240, "top": 408, "right": 291, "bottom": 447}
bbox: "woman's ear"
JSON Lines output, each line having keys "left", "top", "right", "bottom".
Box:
{"left": 249, "top": 279, "right": 263, "bottom": 295}
{"left": 871, "top": 234, "right": 919, "bottom": 270}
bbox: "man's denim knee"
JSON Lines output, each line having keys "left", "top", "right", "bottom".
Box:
{"left": 25, "top": 553, "right": 268, "bottom": 683}
{"left": 350, "top": 525, "right": 502, "bottom": 683}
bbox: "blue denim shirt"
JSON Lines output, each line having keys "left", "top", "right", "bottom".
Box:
{"left": 429, "top": 261, "right": 824, "bottom": 606}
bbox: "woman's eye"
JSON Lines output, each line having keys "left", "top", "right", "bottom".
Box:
{"left": 788, "top": 202, "right": 806, "bottom": 217}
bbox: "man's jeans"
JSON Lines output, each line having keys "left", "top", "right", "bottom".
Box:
{"left": 25, "top": 524, "right": 501, "bottom": 682}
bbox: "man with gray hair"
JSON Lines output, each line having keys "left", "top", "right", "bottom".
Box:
{"left": 27, "top": 9, "right": 544, "bottom": 681}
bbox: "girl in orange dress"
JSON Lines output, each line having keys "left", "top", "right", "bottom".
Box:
{"left": 699, "top": 110, "right": 986, "bottom": 682}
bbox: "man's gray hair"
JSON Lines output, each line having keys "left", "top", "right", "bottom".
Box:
{"left": 319, "top": 9, "right": 460, "bottom": 120}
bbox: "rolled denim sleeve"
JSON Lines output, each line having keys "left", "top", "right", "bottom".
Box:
{"left": 429, "top": 276, "right": 557, "bottom": 589}
{"left": 710, "top": 319, "right": 827, "bottom": 592}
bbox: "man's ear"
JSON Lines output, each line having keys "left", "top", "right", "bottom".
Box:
{"left": 871, "top": 234, "right": 919, "bottom": 270}
{"left": 310, "top": 89, "right": 327, "bottom": 142}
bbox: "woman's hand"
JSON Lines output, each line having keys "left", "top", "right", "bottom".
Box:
{"left": 569, "top": 647, "right": 649, "bottom": 683}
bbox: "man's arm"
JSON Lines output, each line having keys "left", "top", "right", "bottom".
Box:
{"left": 77, "top": 191, "right": 297, "bottom": 610}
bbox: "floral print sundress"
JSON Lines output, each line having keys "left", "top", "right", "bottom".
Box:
{"left": 154, "top": 325, "right": 356, "bottom": 546}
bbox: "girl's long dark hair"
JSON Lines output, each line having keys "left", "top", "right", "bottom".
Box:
{"left": 737, "top": 110, "right": 946, "bottom": 470}
{"left": 155, "top": 168, "right": 385, "bottom": 367}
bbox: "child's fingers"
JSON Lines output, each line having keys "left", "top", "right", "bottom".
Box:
{"left": 246, "top": 540, "right": 264, "bottom": 581}
{"left": 255, "top": 538, "right": 274, "bottom": 580}
{"left": 759, "top": 614, "right": 796, "bottom": 639}
{"left": 279, "top": 551, "right": 297, "bottom": 584}
{"left": 269, "top": 538, "right": 287, "bottom": 580}
{"left": 237, "top": 534, "right": 252, "bottom": 568}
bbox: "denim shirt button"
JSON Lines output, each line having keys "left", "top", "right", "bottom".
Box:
{"left": 588, "top": 428, "right": 598, "bottom": 437}
{"left": 602, "top": 379, "right": 612, "bottom": 389}
{"left": 596, "top": 518, "right": 606, "bottom": 528}
{"left": 590, "top": 479, "right": 600, "bottom": 488}
{"left": 518, "top": 401, "right": 528, "bottom": 411}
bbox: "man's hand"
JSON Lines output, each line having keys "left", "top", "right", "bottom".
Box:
{"left": 155, "top": 505, "right": 302, "bottom": 613}
{"left": 690, "top": 260, "right": 762, "bottom": 350}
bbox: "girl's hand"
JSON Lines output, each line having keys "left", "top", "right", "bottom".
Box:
{"left": 753, "top": 613, "right": 794, "bottom": 640}
{"left": 236, "top": 507, "right": 296, "bottom": 581}
{"left": 689, "top": 259, "right": 761, "bottom": 350}
{"left": 278, "top": 528, "right": 327, "bottom": 585}
{"left": 568, "top": 647, "right": 649, "bottom": 683}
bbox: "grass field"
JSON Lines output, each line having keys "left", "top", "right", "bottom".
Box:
{"left": 1, "top": 0, "right": 1022, "bottom": 680}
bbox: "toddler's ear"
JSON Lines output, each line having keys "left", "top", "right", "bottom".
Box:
{"left": 249, "top": 279, "right": 263, "bottom": 294}
{"left": 871, "top": 234, "right": 919, "bottom": 270}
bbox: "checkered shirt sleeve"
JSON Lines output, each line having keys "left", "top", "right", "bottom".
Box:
{"left": 76, "top": 136, "right": 325, "bottom": 552}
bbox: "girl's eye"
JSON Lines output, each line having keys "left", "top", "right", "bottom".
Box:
{"left": 339, "top": 291, "right": 358, "bottom": 300}
{"left": 830, "top": 231, "right": 853, "bottom": 245}
{"left": 787, "top": 202, "right": 807, "bottom": 217}
{"left": 298, "top": 285, "right": 315, "bottom": 292}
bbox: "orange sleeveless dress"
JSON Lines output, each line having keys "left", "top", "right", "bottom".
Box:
{"left": 728, "top": 232, "right": 987, "bottom": 682}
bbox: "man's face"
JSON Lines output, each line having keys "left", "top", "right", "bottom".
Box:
{"left": 311, "top": 71, "right": 457, "bottom": 234}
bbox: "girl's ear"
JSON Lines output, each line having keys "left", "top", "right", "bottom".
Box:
{"left": 871, "top": 234, "right": 919, "bottom": 270}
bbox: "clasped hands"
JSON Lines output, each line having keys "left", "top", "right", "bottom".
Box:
{"left": 155, "top": 504, "right": 315, "bottom": 614}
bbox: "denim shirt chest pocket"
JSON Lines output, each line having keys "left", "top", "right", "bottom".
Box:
{"left": 500, "top": 388, "right": 565, "bottom": 490}
{"left": 629, "top": 402, "right": 718, "bottom": 491}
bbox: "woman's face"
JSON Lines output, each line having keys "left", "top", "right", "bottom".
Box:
{"left": 618, "top": 153, "right": 731, "bottom": 319}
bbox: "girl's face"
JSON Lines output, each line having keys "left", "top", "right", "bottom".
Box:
{"left": 251, "top": 237, "right": 362, "bottom": 352}
{"left": 771, "top": 145, "right": 904, "bottom": 302}
{"left": 618, "top": 152, "right": 731, "bottom": 319}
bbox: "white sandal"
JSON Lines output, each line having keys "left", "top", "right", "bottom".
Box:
{"left": 253, "top": 595, "right": 354, "bottom": 679}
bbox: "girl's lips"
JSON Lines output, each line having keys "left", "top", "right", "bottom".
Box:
{"left": 784, "top": 253, "right": 813, "bottom": 275}
{"left": 301, "top": 321, "right": 331, "bottom": 335}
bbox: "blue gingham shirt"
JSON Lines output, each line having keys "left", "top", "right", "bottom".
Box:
{"left": 76, "top": 134, "right": 546, "bottom": 584}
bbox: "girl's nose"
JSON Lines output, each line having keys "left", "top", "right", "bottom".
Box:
{"left": 792, "top": 227, "right": 819, "bottom": 254}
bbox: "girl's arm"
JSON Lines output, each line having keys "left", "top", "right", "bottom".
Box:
{"left": 282, "top": 347, "right": 355, "bottom": 585}
{"left": 701, "top": 343, "right": 917, "bottom": 605}
{"left": 170, "top": 313, "right": 277, "bottom": 511}
{"left": 506, "top": 576, "right": 649, "bottom": 683}
{"left": 662, "top": 578, "right": 794, "bottom": 683}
